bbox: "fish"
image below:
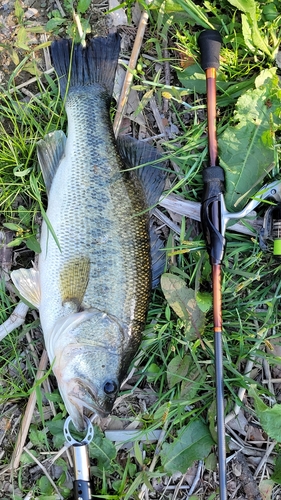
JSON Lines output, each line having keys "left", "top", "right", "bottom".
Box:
{"left": 11, "top": 34, "right": 166, "bottom": 431}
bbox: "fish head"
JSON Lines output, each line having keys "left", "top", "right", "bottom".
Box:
{"left": 50, "top": 310, "right": 126, "bottom": 431}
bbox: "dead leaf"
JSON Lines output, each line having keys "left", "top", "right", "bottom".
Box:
{"left": 161, "top": 273, "right": 205, "bottom": 340}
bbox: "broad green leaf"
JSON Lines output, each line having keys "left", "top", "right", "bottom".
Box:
{"left": 20, "top": 449, "right": 38, "bottom": 465}
{"left": 249, "top": 386, "right": 281, "bottom": 441}
{"left": 167, "top": 354, "right": 190, "bottom": 388}
{"left": 160, "top": 420, "right": 214, "bottom": 474}
{"left": 272, "top": 454, "right": 281, "bottom": 484}
{"left": 219, "top": 73, "right": 281, "bottom": 210}
{"left": 134, "top": 441, "right": 143, "bottom": 466}
{"left": 29, "top": 426, "right": 48, "bottom": 448}
{"left": 226, "top": 0, "right": 256, "bottom": 16}
{"left": 14, "top": 0, "right": 24, "bottom": 22}
{"left": 7, "top": 237, "right": 24, "bottom": 247}
{"left": 38, "top": 476, "right": 53, "bottom": 495}
{"left": 177, "top": 63, "right": 230, "bottom": 95}
{"left": 242, "top": 14, "right": 272, "bottom": 58}
{"left": 37, "top": 496, "right": 59, "bottom": 500}
{"left": 205, "top": 452, "right": 217, "bottom": 472}
{"left": 196, "top": 291, "right": 212, "bottom": 313}
{"left": 146, "top": 363, "right": 160, "bottom": 383}
{"left": 26, "top": 235, "right": 41, "bottom": 254}
{"left": 3, "top": 222, "right": 21, "bottom": 231}
{"left": 18, "top": 205, "right": 31, "bottom": 226}
{"left": 16, "top": 26, "right": 29, "bottom": 51}
{"left": 151, "top": 0, "right": 213, "bottom": 28}
{"left": 241, "top": 13, "right": 255, "bottom": 53}
{"left": 45, "top": 18, "right": 65, "bottom": 32}
{"left": 89, "top": 425, "right": 116, "bottom": 469}
{"left": 227, "top": 0, "right": 272, "bottom": 57}
{"left": 180, "top": 367, "right": 206, "bottom": 399}
{"left": 77, "top": 0, "right": 91, "bottom": 13}
{"left": 161, "top": 273, "right": 205, "bottom": 340}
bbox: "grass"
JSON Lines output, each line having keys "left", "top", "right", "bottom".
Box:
{"left": 1, "top": 0, "right": 281, "bottom": 498}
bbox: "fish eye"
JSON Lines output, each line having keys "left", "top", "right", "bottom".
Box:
{"left": 103, "top": 380, "right": 118, "bottom": 395}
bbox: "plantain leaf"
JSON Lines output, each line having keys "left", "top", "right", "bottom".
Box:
{"left": 219, "top": 70, "right": 281, "bottom": 211}
{"left": 161, "top": 273, "right": 205, "bottom": 340}
{"left": 167, "top": 354, "right": 190, "bottom": 389}
{"left": 160, "top": 420, "right": 214, "bottom": 474}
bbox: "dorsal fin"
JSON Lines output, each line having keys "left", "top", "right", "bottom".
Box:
{"left": 117, "top": 135, "right": 167, "bottom": 207}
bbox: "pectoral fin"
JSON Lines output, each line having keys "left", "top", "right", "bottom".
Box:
{"left": 37, "top": 130, "right": 67, "bottom": 194}
{"left": 60, "top": 257, "right": 90, "bottom": 309}
{"left": 10, "top": 267, "right": 41, "bottom": 308}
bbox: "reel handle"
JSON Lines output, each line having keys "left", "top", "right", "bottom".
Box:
{"left": 198, "top": 29, "right": 222, "bottom": 70}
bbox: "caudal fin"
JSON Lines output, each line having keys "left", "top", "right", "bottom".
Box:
{"left": 51, "top": 34, "right": 121, "bottom": 98}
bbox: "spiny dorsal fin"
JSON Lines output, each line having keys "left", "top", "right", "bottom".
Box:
{"left": 117, "top": 135, "right": 167, "bottom": 207}
{"left": 37, "top": 130, "right": 66, "bottom": 194}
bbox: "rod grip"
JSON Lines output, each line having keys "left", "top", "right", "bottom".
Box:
{"left": 198, "top": 30, "right": 222, "bottom": 70}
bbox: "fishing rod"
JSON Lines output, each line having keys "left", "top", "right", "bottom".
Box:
{"left": 197, "top": 30, "right": 281, "bottom": 499}
{"left": 198, "top": 29, "right": 227, "bottom": 499}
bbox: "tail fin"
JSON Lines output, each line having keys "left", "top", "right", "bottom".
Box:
{"left": 51, "top": 34, "right": 121, "bottom": 98}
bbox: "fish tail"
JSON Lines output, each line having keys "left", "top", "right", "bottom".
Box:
{"left": 51, "top": 34, "right": 121, "bottom": 98}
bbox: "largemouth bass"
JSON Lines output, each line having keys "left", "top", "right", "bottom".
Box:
{"left": 11, "top": 34, "right": 166, "bottom": 430}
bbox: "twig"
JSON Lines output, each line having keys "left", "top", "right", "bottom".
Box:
{"left": 73, "top": 9, "right": 86, "bottom": 47}
{"left": 40, "top": 33, "right": 52, "bottom": 72}
{"left": 225, "top": 359, "right": 254, "bottom": 424}
{"left": 54, "top": 0, "right": 66, "bottom": 17}
{"left": 263, "top": 357, "right": 276, "bottom": 402}
{"left": 113, "top": 5, "right": 150, "bottom": 136}
{"left": 23, "top": 446, "right": 63, "bottom": 500}
{"left": 10, "top": 350, "right": 49, "bottom": 470}
{"left": 185, "top": 461, "right": 203, "bottom": 500}
{"left": 254, "top": 440, "right": 276, "bottom": 479}
{"left": 9, "top": 68, "right": 54, "bottom": 93}
{"left": 149, "top": 96, "right": 167, "bottom": 137}
{"left": 23, "top": 492, "right": 34, "bottom": 500}
{"left": 0, "top": 301, "right": 29, "bottom": 341}
{"left": 153, "top": 207, "right": 181, "bottom": 235}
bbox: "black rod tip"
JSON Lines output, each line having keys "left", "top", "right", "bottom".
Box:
{"left": 198, "top": 29, "right": 222, "bottom": 70}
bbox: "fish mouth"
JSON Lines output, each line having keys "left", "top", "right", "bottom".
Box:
{"left": 67, "top": 378, "right": 113, "bottom": 430}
